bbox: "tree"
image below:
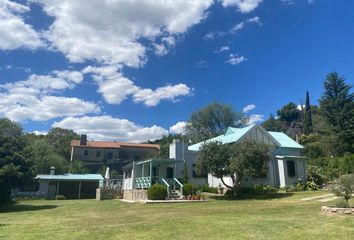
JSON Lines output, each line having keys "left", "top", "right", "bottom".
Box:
{"left": 0, "top": 119, "right": 32, "bottom": 204}
{"left": 303, "top": 91, "right": 313, "bottom": 134}
{"left": 277, "top": 102, "right": 301, "bottom": 123}
{"left": 298, "top": 133, "right": 325, "bottom": 158}
{"left": 196, "top": 140, "right": 270, "bottom": 196}
{"left": 319, "top": 72, "right": 354, "bottom": 155}
{"left": 186, "top": 102, "right": 244, "bottom": 142}
{"left": 46, "top": 128, "right": 80, "bottom": 160}
{"left": 147, "top": 134, "right": 188, "bottom": 158}
{"left": 262, "top": 114, "right": 283, "bottom": 132}
{"left": 332, "top": 174, "right": 354, "bottom": 208}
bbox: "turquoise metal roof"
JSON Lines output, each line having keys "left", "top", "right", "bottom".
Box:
{"left": 188, "top": 124, "right": 255, "bottom": 151}
{"left": 35, "top": 174, "right": 104, "bottom": 181}
{"left": 268, "top": 132, "right": 303, "bottom": 149}
{"left": 188, "top": 124, "right": 303, "bottom": 151}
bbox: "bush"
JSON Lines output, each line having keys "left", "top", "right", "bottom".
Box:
{"left": 183, "top": 183, "right": 196, "bottom": 196}
{"left": 240, "top": 185, "right": 278, "bottom": 194}
{"left": 199, "top": 184, "right": 218, "bottom": 194}
{"left": 305, "top": 180, "right": 319, "bottom": 191}
{"left": 55, "top": 195, "right": 66, "bottom": 200}
{"left": 332, "top": 174, "right": 354, "bottom": 207}
{"left": 335, "top": 199, "right": 349, "bottom": 208}
{"left": 147, "top": 184, "right": 167, "bottom": 200}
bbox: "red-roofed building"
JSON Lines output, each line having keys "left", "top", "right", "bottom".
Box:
{"left": 70, "top": 135, "right": 160, "bottom": 175}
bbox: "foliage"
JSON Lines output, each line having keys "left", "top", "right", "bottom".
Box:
{"left": 277, "top": 102, "right": 301, "bottom": 124}
{"left": 319, "top": 72, "right": 354, "bottom": 156}
{"left": 198, "top": 184, "right": 218, "bottom": 194}
{"left": 332, "top": 174, "right": 354, "bottom": 207}
{"left": 186, "top": 102, "right": 245, "bottom": 142}
{"left": 46, "top": 128, "right": 80, "bottom": 160}
{"left": 55, "top": 195, "right": 66, "bottom": 200}
{"left": 182, "top": 183, "right": 196, "bottom": 196}
{"left": 182, "top": 161, "right": 189, "bottom": 183}
{"left": 68, "top": 161, "right": 89, "bottom": 174}
{"left": 239, "top": 185, "right": 278, "bottom": 194}
{"left": 196, "top": 140, "right": 270, "bottom": 195}
{"left": 0, "top": 119, "right": 33, "bottom": 204}
{"left": 261, "top": 114, "right": 283, "bottom": 132}
{"left": 303, "top": 91, "right": 313, "bottom": 134}
{"left": 147, "top": 184, "right": 167, "bottom": 200}
{"left": 334, "top": 199, "right": 349, "bottom": 208}
{"left": 147, "top": 134, "right": 188, "bottom": 158}
{"left": 298, "top": 133, "right": 325, "bottom": 158}
{"left": 304, "top": 181, "right": 319, "bottom": 191}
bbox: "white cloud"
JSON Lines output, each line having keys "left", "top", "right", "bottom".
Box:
{"left": 52, "top": 115, "right": 168, "bottom": 142}
{"left": 0, "top": 0, "right": 43, "bottom": 50}
{"left": 221, "top": 0, "right": 263, "bottom": 13}
{"left": 33, "top": 0, "right": 213, "bottom": 66}
{"left": 203, "top": 31, "right": 226, "bottom": 40}
{"left": 225, "top": 54, "right": 247, "bottom": 65}
{"left": 0, "top": 70, "right": 99, "bottom": 122}
{"left": 247, "top": 114, "right": 264, "bottom": 125}
{"left": 243, "top": 104, "right": 256, "bottom": 113}
{"left": 297, "top": 104, "right": 305, "bottom": 111}
{"left": 214, "top": 46, "right": 230, "bottom": 53}
{"left": 169, "top": 121, "right": 188, "bottom": 135}
{"left": 83, "top": 65, "right": 192, "bottom": 106}
{"left": 32, "top": 130, "right": 48, "bottom": 135}
{"left": 229, "top": 22, "right": 245, "bottom": 34}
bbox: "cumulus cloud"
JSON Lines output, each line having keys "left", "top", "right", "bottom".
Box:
{"left": 243, "top": 104, "right": 256, "bottom": 113}
{"left": 83, "top": 65, "right": 192, "bottom": 106}
{"left": 221, "top": 0, "right": 263, "bottom": 13}
{"left": 52, "top": 115, "right": 168, "bottom": 142}
{"left": 169, "top": 121, "right": 188, "bottom": 134}
{"left": 247, "top": 114, "right": 264, "bottom": 125}
{"left": 225, "top": 54, "right": 247, "bottom": 65}
{"left": 0, "top": 70, "right": 99, "bottom": 122}
{"left": 32, "top": 0, "right": 213, "bottom": 66}
{"left": 214, "top": 46, "right": 230, "bottom": 53}
{"left": 0, "top": 0, "right": 43, "bottom": 50}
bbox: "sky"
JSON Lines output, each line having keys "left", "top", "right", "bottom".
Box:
{"left": 0, "top": 0, "right": 353, "bottom": 142}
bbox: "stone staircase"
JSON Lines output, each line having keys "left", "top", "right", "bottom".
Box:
{"left": 168, "top": 189, "right": 185, "bottom": 200}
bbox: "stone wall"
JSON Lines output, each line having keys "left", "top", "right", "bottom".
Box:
{"left": 123, "top": 190, "right": 148, "bottom": 201}
{"left": 321, "top": 206, "right": 354, "bottom": 215}
{"left": 96, "top": 188, "right": 122, "bottom": 201}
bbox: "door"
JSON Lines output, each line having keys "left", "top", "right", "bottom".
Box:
{"left": 152, "top": 167, "right": 158, "bottom": 184}
{"left": 47, "top": 181, "right": 57, "bottom": 200}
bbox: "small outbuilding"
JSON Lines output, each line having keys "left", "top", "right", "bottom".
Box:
{"left": 36, "top": 171, "right": 104, "bottom": 200}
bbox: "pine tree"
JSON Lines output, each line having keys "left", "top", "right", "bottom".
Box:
{"left": 319, "top": 72, "right": 354, "bottom": 155}
{"left": 303, "top": 91, "right": 313, "bottom": 134}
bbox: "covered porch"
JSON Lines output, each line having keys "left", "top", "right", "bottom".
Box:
{"left": 122, "top": 159, "right": 184, "bottom": 199}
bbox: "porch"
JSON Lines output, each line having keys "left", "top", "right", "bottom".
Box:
{"left": 122, "top": 158, "right": 184, "bottom": 200}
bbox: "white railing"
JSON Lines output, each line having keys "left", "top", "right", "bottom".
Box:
{"left": 161, "top": 178, "right": 170, "bottom": 199}
{"left": 104, "top": 179, "right": 123, "bottom": 190}
{"left": 173, "top": 178, "right": 183, "bottom": 198}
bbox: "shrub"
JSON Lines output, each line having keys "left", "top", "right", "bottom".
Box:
{"left": 55, "top": 195, "right": 66, "bottom": 200}
{"left": 199, "top": 184, "right": 218, "bottom": 194}
{"left": 334, "top": 199, "right": 349, "bottom": 208}
{"left": 305, "top": 180, "right": 319, "bottom": 191}
{"left": 183, "top": 183, "right": 196, "bottom": 196}
{"left": 332, "top": 174, "right": 354, "bottom": 207}
{"left": 147, "top": 184, "right": 167, "bottom": 200}
{"left": 240, "top": 185, "right": 277, "bottom": 194}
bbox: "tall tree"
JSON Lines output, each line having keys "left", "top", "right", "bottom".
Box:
{"left": 319, "top": 72, "right": 354, "bottom": 155}
{"left": 0, "top": 119, "right": 32, "bottom": 204}
{"left": 46, "top": 128, "right": 80, "bottom": 160}
{"left": 303, "top": 91, "right": 313, "bottom": 134}
{"left": 186, "top": 102, "right": 244, "bottom": 142}
{"left": 262, "top": 114, "right": 283, "bottom": 132}
{"left": 277, "top": 102, "right": 301, "bottom": 123}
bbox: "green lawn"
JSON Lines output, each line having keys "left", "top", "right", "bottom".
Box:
{"left": 0, "top": 191, "right": 353, "bottom": 240}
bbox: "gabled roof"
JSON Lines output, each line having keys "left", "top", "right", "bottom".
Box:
{"left": 268, "top": 132, "right": 304, "bottom": 149}
{"left": 35, "top": 174, "right": 104, "bottom": 181}
{"left": 71, "top": 140, "right": 160, "bottom": 149}
{"left": 188, "top": 124, "right": 303, "bottom": 151}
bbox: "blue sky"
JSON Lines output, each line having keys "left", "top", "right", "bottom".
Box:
{"left": 0, "top": 0, "right": 353, "bottom": 142}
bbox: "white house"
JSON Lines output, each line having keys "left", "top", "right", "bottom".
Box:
{"left": 171, "top": 124, "right": 307, "bottom": 188}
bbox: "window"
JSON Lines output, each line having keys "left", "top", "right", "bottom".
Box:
{"left": 287, "top": 160, "right": 296, "bottom": 177}
{"left": 192, "top": 164, "right": 207, "bottom": 178}
{"left": 96, "top": 151, "right": 101, "bottom": 157}
{"left": 84, "top": 150, "right": 89, "bottom": 156}
{"left": 166, "top": 167, "right": 174, "bottom": 178}
{"left": 107, "top": 152, "right": 113, "bottom": 159}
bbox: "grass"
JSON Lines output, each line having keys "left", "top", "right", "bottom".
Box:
{"left": 0, "top": 191, "right": 353, "bottom": 240}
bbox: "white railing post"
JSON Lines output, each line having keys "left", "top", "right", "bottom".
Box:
{"left": 173, "top": 178, "right": 184, "bottom": 198}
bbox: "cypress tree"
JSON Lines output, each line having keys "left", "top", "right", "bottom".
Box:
{"left": 303, "top": 91, "right": 313, "bottom": 134}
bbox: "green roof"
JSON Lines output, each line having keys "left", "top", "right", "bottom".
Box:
{"left": 268, "top": 132, "right": 304, "bottom": 149}
{"left": 188, "top": 124, "right": 303, "bottom": 151}
{"left": 35, "top": 174, "right": 104, "bottom": 181}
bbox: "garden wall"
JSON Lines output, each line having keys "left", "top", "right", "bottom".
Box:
{"left": 123, "top": 190, "right": 148, "bottom": 201}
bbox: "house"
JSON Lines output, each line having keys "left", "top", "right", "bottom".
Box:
{"left": 36, "top": 167, "right": 104, "bottom": 199}
{"left": 70, "top": 135, "right": 160, "bottom": 175}
{"left": 185, "top": 124, "right": 307, "bottom": 188}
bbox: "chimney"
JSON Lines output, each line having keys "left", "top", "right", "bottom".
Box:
{"left": 80, "top": 134, "right": 87, "bottom": 145}
{"left": 50, "top": 166, "right": 55, "bottom": 175}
